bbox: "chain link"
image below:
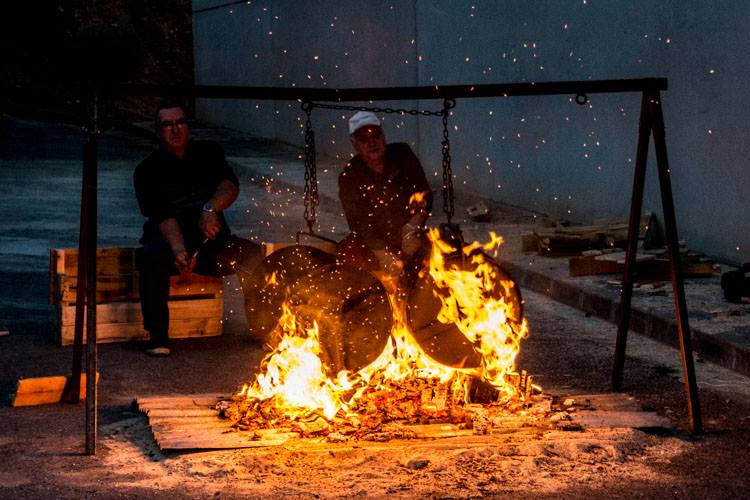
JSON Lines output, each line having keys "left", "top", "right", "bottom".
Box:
{"left": 302, "top": 102, "right": 318, "bottom": 233}
{"left": 441, "top": 99, "right": 456, "bottom": 223}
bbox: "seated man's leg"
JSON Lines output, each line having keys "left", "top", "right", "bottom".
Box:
{"left": 193, "top": 236, "right": 264, "bottom": 319}
{"left": 193, "top": 235, "right": 264, "bottom": 278}
{"left": 137, "top": 237, "right": 175, "bottom": 350}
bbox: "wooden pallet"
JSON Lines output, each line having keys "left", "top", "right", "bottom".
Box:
{"left": 50, "top": 248, "right": 224, "bottom": 345}
{"left": 136, "top": 392, "right": 671, "bottom": 452}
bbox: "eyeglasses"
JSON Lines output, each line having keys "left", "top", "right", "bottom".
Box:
{"left": 159, "top": 117, "right": 188, "bottom": 130}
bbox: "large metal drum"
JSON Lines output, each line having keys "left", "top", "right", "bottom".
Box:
{"left": 287, "top": 264, "right": 392, "bottom": 374}
{"left": 243, "top": 244, "right": 523, "bottom": 376}
{"left": 406, "top": 250, "right": 524, "bottom": 368}
{"left": 242, "top": 245, "right": 335, "bottom": 345}
{"left": 243, "top": 245, "right": 391, "bottom": 374}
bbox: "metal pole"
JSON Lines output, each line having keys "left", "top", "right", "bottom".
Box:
{"left": 649, "top": 91, "right": 702, "bottom": 433}
{"left": 84, "top": 93, "right": 99, "bottom": 454}
{"left": 66, "top": 133, "right": 90, "bottom": 403}
{"left": 612, "top": 92, "right": 652, "bottom": 391}
{"left": 113, "top": 78, "right": 668, "bottom": 102}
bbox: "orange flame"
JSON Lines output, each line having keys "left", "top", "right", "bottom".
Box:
{"left": 238, "top": 230, "right": 529, "bottom": 418}
{"left": 425, "top": 228, "right": 528, "bottom": 399}
{"left": 408, "top": 190, "right": 429, "bottom": 212}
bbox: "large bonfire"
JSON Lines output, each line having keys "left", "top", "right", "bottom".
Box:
{"left": 220, "top": 229, "right": 539, "bottom": 439}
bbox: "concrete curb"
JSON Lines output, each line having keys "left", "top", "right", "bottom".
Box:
{"left": 500, "top": 259, "right": 750, "bottom": 378}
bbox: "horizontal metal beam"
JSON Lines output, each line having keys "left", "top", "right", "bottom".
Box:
{"left": 112, "top": 78, "right": 667, "bottom": 102}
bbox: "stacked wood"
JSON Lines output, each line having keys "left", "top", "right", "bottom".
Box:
{"left": 569, "top": 248, "right": 720, "bottom": 278}
{"left": 522, "top": 213, "right": 655, "bottom": 256}
{"left": 49, "top": 247, "right": 224, "bottom": 345}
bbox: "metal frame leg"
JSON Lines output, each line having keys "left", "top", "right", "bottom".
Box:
{"left": 611, "top": 90, "right": 702, "bottom": 433}
{"left": 649, "top": 91, "right": 702, "bottom": 433}
{"left": 84, "top": 94, "right": 99, "bottom": 454}
{"left": 612, "top": 92, "right": 651, "bottom": 390}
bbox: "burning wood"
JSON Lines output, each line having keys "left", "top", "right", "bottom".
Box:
{"left": 217, "top": 373, "right": 548, "bottom": 441}
{"left": 221, "top": 230, "right": 537, "bottom": 442}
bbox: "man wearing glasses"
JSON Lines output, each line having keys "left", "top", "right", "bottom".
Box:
{"left": 134, "top": 99, "right": 262, "bottom": 356}
{"left": 338, "top": 111, "right": 433, "bottom": 287}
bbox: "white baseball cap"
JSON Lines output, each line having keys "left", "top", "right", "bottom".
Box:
{"left": 348, "top": 111, "right": 381, "bottom": 135}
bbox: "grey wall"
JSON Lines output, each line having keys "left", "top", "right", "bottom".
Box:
{"left": 194, "top": 0, "right": 750, "bottom": 265}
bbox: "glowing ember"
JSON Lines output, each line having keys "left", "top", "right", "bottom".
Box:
{"left": 235, "top": 230, "right": 530, "bottom": 421}
{"left": 408, "top": 190, "right": 429, "bottom": 209}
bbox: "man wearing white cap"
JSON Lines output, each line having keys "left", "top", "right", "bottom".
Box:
{"left": 337, "top": 111, "right": 433, "bottom": 283}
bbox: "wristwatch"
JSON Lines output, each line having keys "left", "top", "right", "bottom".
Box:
{"left": 201, "top": 201, "right": 216, "bottom": 213}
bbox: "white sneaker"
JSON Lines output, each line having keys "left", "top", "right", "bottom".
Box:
{"left": 145, "top": 346, "right": 170, "bottom": 357}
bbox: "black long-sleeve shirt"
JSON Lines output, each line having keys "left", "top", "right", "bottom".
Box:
{"left": 134, "top": 140, "right": 238, "bottom": 246}
{"left": 338, "top": 143, "right": 433, "bottom": 252}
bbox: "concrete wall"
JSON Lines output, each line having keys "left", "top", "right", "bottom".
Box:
{"left": 193, "top": 0, "right": 750, "bottom": 265}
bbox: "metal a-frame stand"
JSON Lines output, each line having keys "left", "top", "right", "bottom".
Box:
{"left": 612, "top": 89, "right": 702, "bottom": 433}
{"left": 73, "top": 78, "right": 701, "bottom": 454}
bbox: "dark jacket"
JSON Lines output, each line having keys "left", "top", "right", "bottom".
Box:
{"left": 338, "top": 143, "right": 432, "bottom": 252}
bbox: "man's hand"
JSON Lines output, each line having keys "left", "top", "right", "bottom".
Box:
{"left": 401, "top": 222, "right": 422, "bottom": 257}
{"left": 199, "top": 211, "right": 221, "bottom": 240}
{"left": 372, "top": 249, "right": 404, "bottom": 277}
{"left": 173, "top": 248, "right": 196, "bottom": 274}
{"left": 401, "top": 213, "right": 426, "bottom": 257}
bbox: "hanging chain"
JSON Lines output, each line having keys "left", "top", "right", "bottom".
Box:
{"left": 441, "top": 98, "right": 456, "bottom": 224}
{"left": 301, "top": 101, "right": 318, "bottom": 233}
{"left": 304, "top": 99, "right": 457, "bottom": 223}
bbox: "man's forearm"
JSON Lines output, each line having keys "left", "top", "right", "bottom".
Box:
{"left": 158, "top": 218, "right": 186, "bottom": 253}
{"left": 207, "top": 179, "right": 239, "bottom": 212}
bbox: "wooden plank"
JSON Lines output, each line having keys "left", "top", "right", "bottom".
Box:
{"left": 169, "top": 274, "right": 224, "bottom": 298}
{"left": 569, "top": 254, "right": 624, "bottom": 277}
{"left": 12, "top": 373, "right": 97, "bottom": 407}
{"left": 60, "top": 298, "right": 223, "bottom": 326}
{"left": 152, "top": 426, "right": 298, "bottom": 440}
{"left": 13, "top": 376, "right": 66, "bottom": 407}
{"left": 561, "top": 393, "right": 641, "bottom": 411}
{"left": 59, "top": 314, "right": 222, "bottom": 346}
{"left": 151, "top": 421, "right": 235, "bottom": 432}
{"left": 143, "top": 408, "right": 219, "bottom": 418}
{"left": 264, "top": 241, "right": 337, "bottom": 256}
{"left": 156, "top": 435, "right": 291, "bottom": 450}
{"left": 48, "top": 249, "right": 58, "bottom": 305}
{"left": 58, "top": 274, "right": 139, "bottom": 305}
{"left": 135, "top": 393, "right": 227, "bottom": 408}
{"left": 570, "top": 411, "right": 671, "bottom": 429}
{"left": 57, "top": 272, "right": 222, "bottom": 305}
{"left": 594, "top": 252, "right": 655, "bottom": 263}
{"left": 56, "top": 247, "right": 138, "bottom": 276}
{"left": 149, "top": 417, "right": 230, "bottom": 427}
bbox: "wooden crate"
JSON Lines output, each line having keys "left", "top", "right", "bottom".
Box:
{"left": 50, "top": 248, "right": 224, "bottom": 346}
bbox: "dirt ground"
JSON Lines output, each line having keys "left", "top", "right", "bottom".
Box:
{"left": 1, "top": 116, "right": 749, "bottom": 498}
{"left": 2, "top": 288, "right": 750, "bottom": 499}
